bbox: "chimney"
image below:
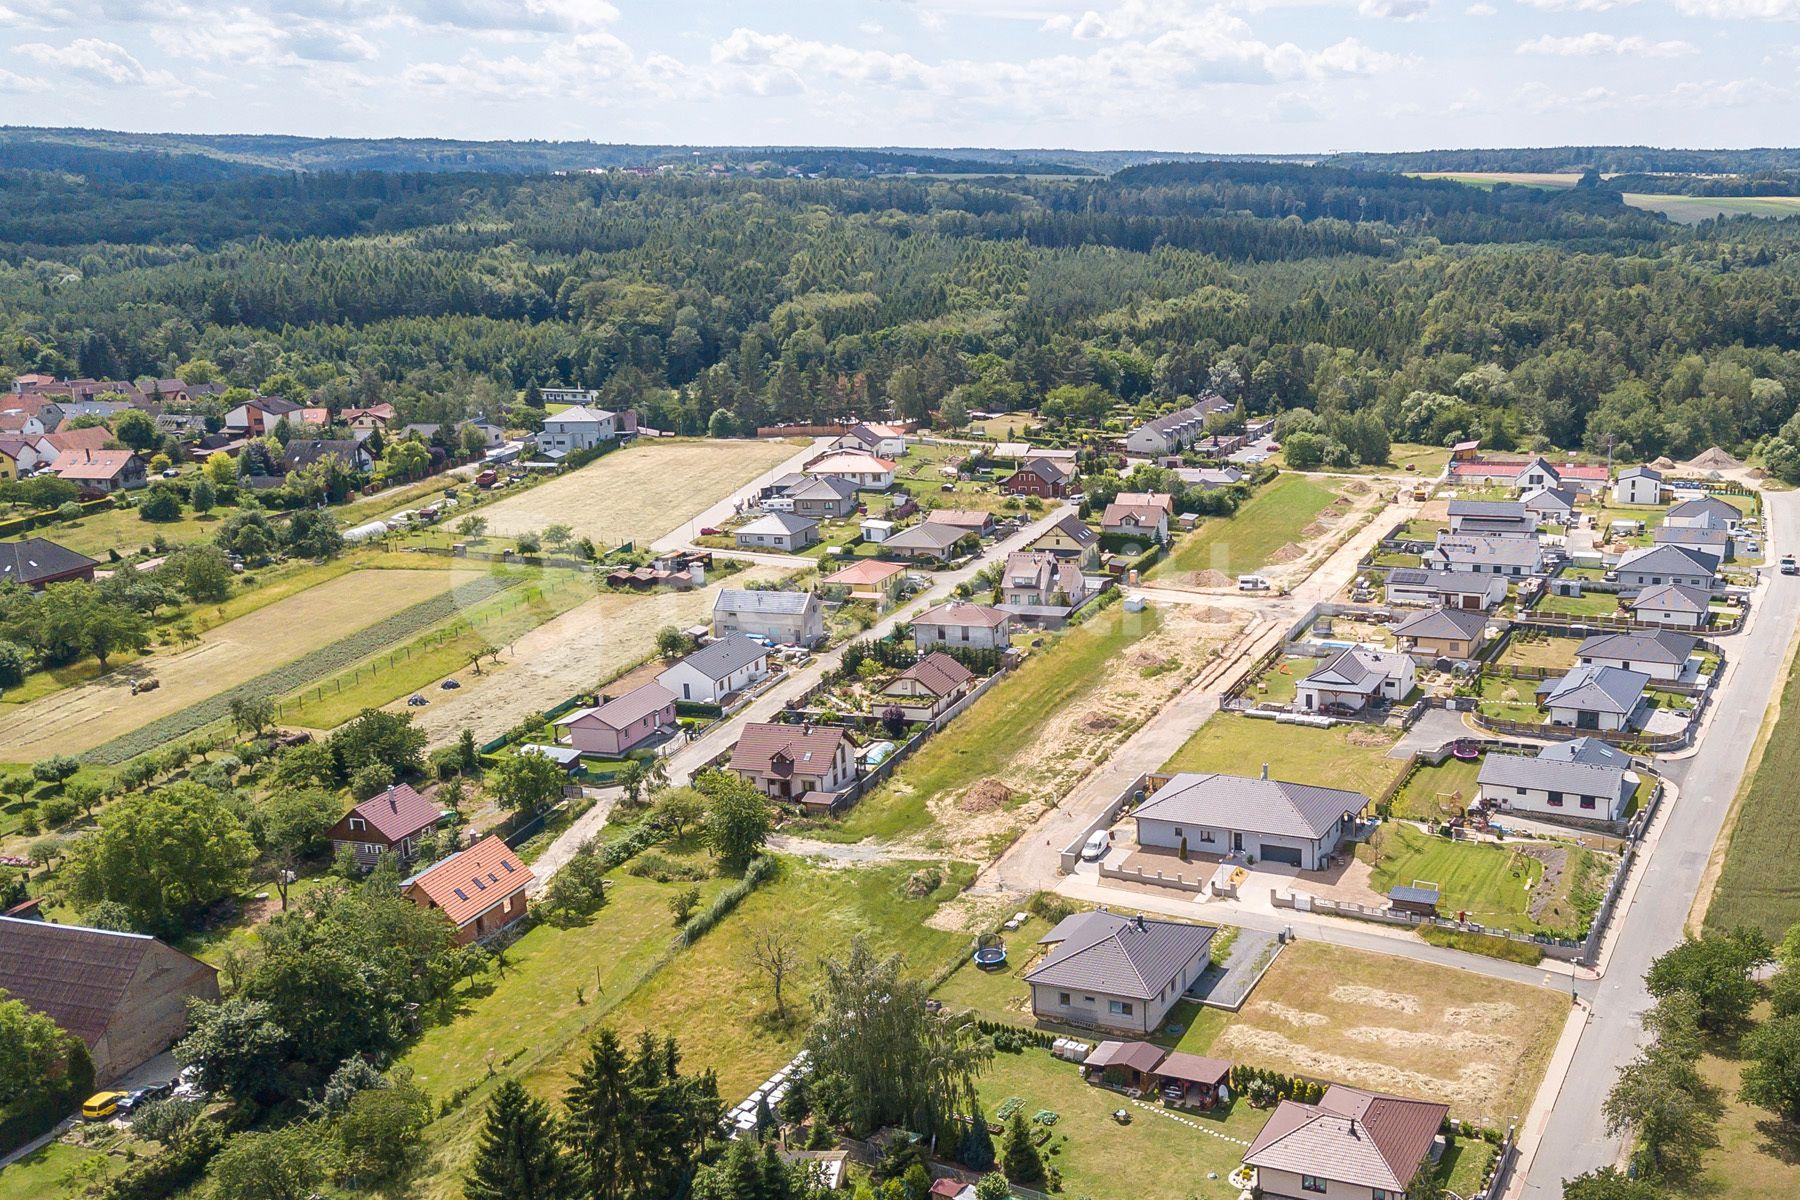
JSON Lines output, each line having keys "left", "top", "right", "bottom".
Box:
{"left": 1134, "top": 913, "right": 1145, "bottom": 932}
{"left": 1260, "top": 762, "right": 1269, "bottom": 781}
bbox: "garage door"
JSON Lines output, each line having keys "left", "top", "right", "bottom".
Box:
{"left": 1260, "top": 844, "right": 1303, "bottom": 867}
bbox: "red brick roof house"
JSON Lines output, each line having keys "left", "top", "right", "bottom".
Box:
{"left": 326, "top": 783, "right": 445, "bottom": 869}
{"left": 730, "top": 723, "right": 857, "bottom": 809}
{"left": 51, "top": 448, "right": 146, "bottom": 494}
{"left": 0, "top": 917, "right": 219, "bottom": 1083}
{"left": 342, "top": 403, "right": 397, "bottom": 430}
{"left": 1244, "top": 1085, "right": 1450, "bottom": 1200}
{"left": 1003, "top": 456, "right": 1074, "bottom": 498}
{"left": 403, "top": 835, "right": 534, "bottom": 945}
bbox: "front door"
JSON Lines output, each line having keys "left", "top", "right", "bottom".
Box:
{"left": 1232, "top": 832, "right": 1244, "bottom": 853}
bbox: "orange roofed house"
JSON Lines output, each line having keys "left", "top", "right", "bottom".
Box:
{"left": 730, "top": 722, "right": 857, "bottom": 810}
{"left": 1243, "top": 1084, "right": 1450, "bottom": 1200}
{"left": 402, "top": 835, "right": 535, "bottom": 944}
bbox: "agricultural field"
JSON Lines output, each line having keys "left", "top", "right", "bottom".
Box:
{"left": 1705, "top": 638, "right": 1800, "bottom": 938}
{"left": 1149, "top": 474, "right": 1352, "bottom": 584}
{"left": 1161, "top": 714, "right": 1406, "bottom": 801}
{"left": 477, "top": 438, "right": 801, "bottom": 548}
{"left": 0, "top": 566, "right": 486, "bottom": 761}
{"left": 1410, "top": 171, "right": 1582, "bottom": 190}
{"left": 1622, "top": 194, "right": 1800, "bottom": 223}
{"left": 1175, "top": 940, "right": 1566, "bottom": 1127}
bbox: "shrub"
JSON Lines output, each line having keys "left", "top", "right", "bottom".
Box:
{"left": 674, "top": 855, "right": 776, "bottom": 947}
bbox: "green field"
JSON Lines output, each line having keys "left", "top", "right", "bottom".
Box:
{"left": 1622, "top": 194, "right": 1800, "bottom": 224}
{"left": 1388, "top": 756, "right": 1483, "bottom": 821}
{"left": 1706, "top": 640, "right": 1800, "bottom": 938}
{"left": 1151, "top": 474, "right": 1344, "bottom": 581}
{"left": 1160, "top": 714, "right": 1406, "bottom": 801}
{"left": 1692, "top": 1002, "right": 1800, "bottom": 1200}
{"left": 1360, "top": 822, "right": 1602, "bottom": 939}
{"left": 0, "top": 1142, "right": 122, "bottom": 1200}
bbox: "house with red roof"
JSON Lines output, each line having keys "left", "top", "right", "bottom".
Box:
{"left": 51, "top": 448, "right": 146, "bottom": 494}
{"left": 729, "top": 722, "right": 857, "bottom": 808}
{"left": 1243, "top": 1085, "right": 1450, "bottom": 1200}
{"left": 326, "top": 783, "right": 446, "bottom": 870}
{"left": 403, "top": 835, "right": 534, "bottom": 945}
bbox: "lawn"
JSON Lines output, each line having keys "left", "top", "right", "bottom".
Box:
{"left": 1387, "top": 757, "right": 1482, "bottom": 821}
{"left": 1705, "top": 637, "right": 1800, "bottom": 938}
{"left": 1241, "top": 656, "right": 1311, "bottom": 707}
{"left": 0, "top": 1141, "right": 122, "bottom": 1200}
{"left": 1160, "top": 714, "right": 1406, "bottom": 801}
{"left": 933, "top": 914, "right": 1054, "bottom": 1024}
{"left": 1495, "top": 632, "right": 1579, "bottom": 672}
{"left": 1177, "top": 940, "right": 1567, "bottom": 1127}
{"left": 1280, "top": 442, "right": 1451, "bottom": 477}
{"left": 1360, "top": 822, "right": 1605, "bottom": 939}
{"left": 1691, "top": 1003, "right": 1800, "bottom": 1200}
{"left": 973, "top": 1045, "right": 1265, "bottom": 1200}
{"left": 36, "top": 501, "right": 221, "bottom": 560}
{"left": 1470, "top": 673, "right": 1545, "bottom": 722}
{"left": 1150, "top": 474, "right": 1344, "bottom": 581}
{"left": 1532, "top": 591, "right": 1623, "bottom": 619}
{"left": 827, "top": 606, "right": 1166, "bottom": 842}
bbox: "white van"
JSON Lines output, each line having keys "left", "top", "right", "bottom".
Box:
{"left": 1238, "top": 574, "right": 1271, "bottom": 592}
{"left": 1081, "top": 830, "right": 1111, "bottom": 861}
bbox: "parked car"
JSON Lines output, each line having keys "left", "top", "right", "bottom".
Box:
{"left": 1081, "top": 829, "right": 1111, "bottom": 861}
{"left": 1782, "top": 555, "right": 1797, "bottom": 576}
{"left": 699, "top": 527, "right": 720, "bottom": 536}
{"left": 82, "top": 1092, "right": 127, "bottom": 1121}
{"left": 160, "top": 467, "right": 180, "bottom": 478}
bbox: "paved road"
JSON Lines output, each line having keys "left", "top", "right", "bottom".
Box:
{"left": 1519, "top": 488, "right": 1800, "bottom": 1196}
{"left": 530, "top": 504, "right": 1077, "bottom": 884}
{"left": 650, "top": 437, "right": 831, "bottom": 554}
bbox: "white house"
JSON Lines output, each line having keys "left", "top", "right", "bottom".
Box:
{"left": 1424, "top": 534, "right": 1545, "bottom": 577}
{"left": 734, "top": 512, "right": 820, "bottom": 553}
{"left": 1477, "top": 744, "right": 1638, "bottom": 824}
{"left": 1625, "top": 582, "right": 1712, "bottom": 630}
{"left": 1384, "top": 568, "right": 1508, "bottom": 611}
{"left": 1131, "top": 769, "right": 1368, "bottom": 870}
{"left": 656, "top": 634, "right": 770, "bottom": 704}
{"left": 1575, "top": 630, "right": 1696, "bottom": 683}
{"left": 538, "top": 405, "right": 617, "bottom": 455}
{"left": 1615, "top": 544, "right": 1718, "bottom": 591}
{"left": 1541, "top": 665, "right": 1649, "bottom": 732}
{"left": 1664, "top": 495, "right": 1742, "bottom": 531}
{"left": 910, "top": 601, "right": 1014, "bottom": 651}
{"left": 713, "top": 589, "right": 826, "bottom": 647}
{"left": 1612, "top": 466, "right": 1664, "bottom": 507}
{"left": 804, "top": 450, "right": 896, "bottom": 491}
{"left": 1024, "top": 911, "right": 1216, "bottom": 1036}
{"left": 1294, "top": 645, "right": 1415, "bottom": 714}
{"left": 832, "top": 423, "right": 909, "bottom": 458}
{"left": 1522, "top": 487, "right": 1579, "bottom": 527}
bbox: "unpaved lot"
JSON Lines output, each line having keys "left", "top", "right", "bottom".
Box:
{"left": 0, "top": 568, "right": 475, "bottom": 760}
{"left": 1204, "top": 941, "right": 1565, "bottom": 1125}
{"left": 479, "top": 439, "right": 801, "bottom": 548}
{"left": 1258, "top": 480, "right": 1382, "bottom": 589}
{"left": 401, "top": 567, "right": 786, "bottom": 746}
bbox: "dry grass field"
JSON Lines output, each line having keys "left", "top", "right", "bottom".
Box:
{"left": 477, "top": 438, "right": 801, "bottom": 548}
{"left": 0, "top": 568, "right": 477, "bottom": 759}
{"left": 1186, "top": 940, "right": 1567, "bottom": 1126}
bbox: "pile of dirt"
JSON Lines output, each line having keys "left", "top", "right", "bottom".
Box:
{"left": 1266, "top": 542, "right": 1306, "bottom": 564}
{"left": 1517, "top": 844, "right": 1570, "bottom": 923}
{"left": 1342, "top": 480, "right": 1370, "bottom": 496}
{"left": 958, "top": 779, "right": 1014, "bottom": 813}
{"left": 1686, "top": 446, "right": 1744, "bottom": 470}
{"left": 1080, "top": 712, "right": 1122, "bottom": 733}
{"left": 903, "top": 867, "right": 943, "bottom": 898}
{"left": 1191, "top": 569, "right": 1231, "bottom": 587}
{"left": 1748, "top": 467, "right": 1770, "bottom": 481}
{"left": 1298, "top": 521, "right": 1328, "bottom": 538}
{"left": 1345, "top": 728, "right": 1395, "bottom": 749}
{"left": 1650, "top": 456, "right": 1678, "bottom": 470}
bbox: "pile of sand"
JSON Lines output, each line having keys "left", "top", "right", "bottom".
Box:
{"left": 1687, "top": 446, "right": 1744, "bottom": 470}
{"left": 1192, "top": 569, "right": 1231, "bottom": 587}
{"left": 1298, "top": 521, "right": 1328, "bottom": 538}
{"left": 1080, "top": 712, "right": 1122, "bottom": 733}
{"left": 957, "top": 779, "right": 1014, "bottom": 813}
{"left": 1650, "top": 456, "right": 1678, "bottom": 470}
{"left": 1266, "top": 543, "right": 1306, "bottom": 564}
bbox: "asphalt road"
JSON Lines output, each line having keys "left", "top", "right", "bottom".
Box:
{"left": 1520, "top": 488, "right": 1800, "bottom": 1196}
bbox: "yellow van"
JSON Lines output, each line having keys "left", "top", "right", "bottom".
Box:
{"left": 81, "top": 1092, "right": 126, "bottom": 1121}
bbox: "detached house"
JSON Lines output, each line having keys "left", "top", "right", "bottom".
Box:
{"left": 1101, "top": 501, "right": 1169, "bottom": 544}
{"left": 1295, "top": 645, "right": 1415, "bottom": 714}
{"left": 404, "top": 836, "right": 534, "bottom": 945}
{"left": 1446, "top": 500, "right": 1535, "bottom": 539}
{"left": 0, "top": 537, "right": 98, "bottom": 589}
{"left": 1576, "top": 630, "right": 1696, "bottom": 683}
{"left": 1003, "top": 456, "right": 1073, "bottom": 498}
{"left": 1664, "top": 495, "right": 1742, "bottom": 531}
{"left": 554, "top": 682, "right": 677, "bottom": 755}
{"left": 881, "top": 651, "right": 976, "bottom": 720}
{"left": 1477, "top": 742, "right": 1638, "bottom": 824}
{"left": 804, "top": 450, "right": 895, "bottom": 491}
{"left": 1654, "top": 524, "right": 1734, "bottom": 562}
{"left": 821, "top": 558, "right": 907, "bottom": 607}
{"left": 327, "top": 783, "right": 445, "bottom": 869}
{"left": 730, "top": 723, "right": 857, "bottom": 807}
{"left": 1030, "top": 513, "right": 1102, "bottom": 570}
{"left": 735, "top": 512, "right": 820, "bottom": 553}
{"left": 714, "top": 588, "right": 826, "bottom": 647}
{"left": 657, "top": 634, "right": 769, "bottom": 704}
{"left": 538, "top": 405, "right": 617, "bottom": 455}
{"left": 784, "top": 475, "right": 860, "bottom": 519}
{"left": 1615, "top": 544, "right": 1718, "bottom": 591}
{"left": 1612, "top": 466, "right": 1664, "bottom": 506}
{"left": 1522, "top": 487, "right": 1579, "bottom": 527}
{"left": 1392, "top": 606, "right": 1489, "bottom": 661}
{"left": 223, "top": 395, "right": 301, "bottom": 435}
{"left": 911, "top": 601, "right": 1014, "bottom": 651}
{"left": 1244, "top": 1085, "right": 1449, "bottom": 1200}
{"left": 1385, "top": 568, "right": 1507, "bottom": 612}
{"left": 1424, "top": 533, "right": 1543, "bottom": 577}
{"left": 878, "top": 521, "right": 968, "bottom": 563}
{"left": 1025, "top": 910, "right": 1215, "bottom": 1035}
{"left": 1131, "top": 770, "right": 1366, "bottom": 870}
{"left": 832, "top": 423, "right": 908, "bottom": 458}
{"left": 1541, "top": 665, "right": 1649, "bottom": 732}
{"left": 1000, "top": 549, "right": 1097, "bottom": 619}
{"left": 1625, "top": 582, "right": 1712, "bottom": 630}
{"left": 51, "top": 448, "right": 145, "bottom": 494}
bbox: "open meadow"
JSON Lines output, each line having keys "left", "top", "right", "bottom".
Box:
{"left": 1149, "top": 474, "right": 1350, "bottom": 584}
{"left": 477, "top": 438, "right": 801, "bottom": 548}
{"left": 1161, "top": 714, "right": 1407, "bottom": 800}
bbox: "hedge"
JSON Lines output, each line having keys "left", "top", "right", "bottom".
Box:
{"left": 97, "top": 1125, "right": 225, "bottom": 1200}
{"left": 673, "top": 854, "right": 777, "bottom": 947}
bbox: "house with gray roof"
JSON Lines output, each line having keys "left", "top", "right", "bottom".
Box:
{"left": 734, "top": 512, "right": 820, "bottom": 553}
{"left": 1424, "top": 533, "right": 1545, "bottom": 577}
{"left": 0, "top": 537, "right": 98, "bottom": 589}
{"left": 784, "top": 475, "right": 860, "bottom": 519}
{"left": 1612, "top": 465, "right": 1664, "bottom": 507}
{"left": 1478, "top": 745, "right": 1639, "bottom": 823}
{"left": 1295, "top": 645, "right": 1415, "bottom": 714}
{"left": 1540, "top": 664, "right": 1650, "bottom": 732}
{"left": 1654, "top": 523, "right": 1735, "bottom": 561}
{"left": 1446, "top": 500, "right": 1535, "bottom": 539}
{"left": 656, "top": 634, "right": 770, "bottom": 704}
{"left": 1244, "top": 1085, "right": 1449, "bottom": 1200}
{"left": 1541, "top": 734, "right": 1634, "bottom": 768}
{"left": 1522, "top": 486, "right": 1579, "bottom": 526}
{"left": 1131, "top": 769, "right": 1368, "bottom": 870}
{"left": 1024, "top": 910, "right": 1215, "bottom": 1035}
{"left": 1122, "top": 394, "right": 1230, "bottom": 456}
{"left": 712, "top": 588, "right": 826, "bottom": 647}
{"left": 1385, "top": 567, "right": 1508, "bottom": 612}
{"left": 1625, "top": 582, "right": 1713, "bottom": 630}
{"left": 1615, "top": 544, "right": 1718, "bottom": 591}
{"left": 1392, "top": 606, "right": 1489, "bottom": 660}
{"left": 1664, "top": 495, "right": 1742, "bottom": 531}
{"left": 1576, "top": 630, "right": 1697, "bottom": 683}
{"left": 878, "top": 521, "right": 969, "bottom": 563}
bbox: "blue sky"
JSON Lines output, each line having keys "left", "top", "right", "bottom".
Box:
{"left": 0, "top": 1, "right": 1792, "bottom": 152}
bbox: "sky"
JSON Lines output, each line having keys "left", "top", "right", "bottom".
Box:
{"left": 0, "top": 0, "right": 1793, "bottom": 153}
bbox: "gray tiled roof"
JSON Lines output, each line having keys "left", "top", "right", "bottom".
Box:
{"left": 1478, "top": 751, "right": 1632, "bottom": 800}
{"left": 1429, "top": 534, "right": 1543, "bottom": 569}
{"left": 1541, "top": 736, "right": 1634, "bottom": 767}
{"left": 737, "top": 512, "right": 818, "bottom": 537}
{"left": 1301, "top": 646, "right": 1407, "bottom": 695}
{"left": 0, "top": 537, "right": 97, "bottom": 585}
{"left": 1134, "top": 772, "right": 1368, "bottom": 841}
{"left": 1667, "top": 496, "right": 1739, "bottom": 522}
{"left": 1447, "top": 500, "right": 1528, "bottom": 519}
{"left": 1392, "top": 606, "right": 1488, "bottom": 641}
{"left": 1543, "top": 665, "right": 1649, "bottom": 715}
{"left": 1628, "top": 582, "right": 1710, "bottom": 613}
{"left": 1617, "top": 543, "right": 1719, "bottom": 577}
{"left": 715, "top": 588, "right": 818, "bottom": 616}
{"left": 675, "top": 634, "right": 769, "bottom": 681}
{"left": 1577, "top": 630, "right": 1697, "bottom": 666}
{"left": 1025, "top": 910, "right": 1214, "bottom": 1000}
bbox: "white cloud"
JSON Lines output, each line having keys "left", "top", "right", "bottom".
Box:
{"left": 0, "top": 65, "right": 48, "bottom": 92}
{"left": 1667, "top": 76, "right": 1790, "bottom": 105}
{"left": 1512, "top": 80, "right": 1623, "bottom": 111}
{"left": 404, "top": 30, "right": 670, "bottom": 102}
{"left": 1357, "top": 0, "right": 1432, "bottom": 18}
{"left": 1517, "top": 32, "right": 1697, "bottom": 55}
{"left": 11, "top": 37, "right": 191, "bottom": 90}
{"left": 1466, "top": 1, "right": 1496, "bottom": 12}
{"left": 1513, "top": 0, "right": 1639, "bottom": 10}
{"left": 1671, "top": 0, "right": 1799, "bottom": 16}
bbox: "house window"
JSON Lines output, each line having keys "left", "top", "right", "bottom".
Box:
{"left": 1374, "top": 1190, "right": 1392, "bottom": 1200}
{"left": 1197, "top": 830, "right": 1215, "bottom": 843}
{"left": 348, "top": 817, "right": 365, "bottom": 831}
{"left": 1059, "top": 992, "right": 1070, "bottom": 1005}
{"left": 1581, "top": 796, "right": 1597, "bottom": 810}
{"left": 1548, "top": 791, "right": 1565, "bottom": 807}
{"left": 1107, "top": 1000, "right": 1134, "bottom": 1016}
{"left": 1300, "top": 1176, "right": 1327, "bottom": 1194}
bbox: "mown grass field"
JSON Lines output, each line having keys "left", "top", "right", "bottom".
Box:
{"left": 1692, "top": 1002, "right": 1800, "bottom": 1200}
{"left": 1388, "top": 756, "right": 1483, "bottom": 821}
{"left": 0, "top": 1142, "right": 121, "bottom": 1200}
{"left": 1706, "top": 640, "right": 1800, "bottom": 938}
{"left": 1160, "top": 714, "right": 1406, "bottom": 801}
{"left": 1360, "top": 822, "right": 1602, "bottom": 939}
{"left": 1622, "top": 194, "right": 1800, "bottom": 224}
{"left": 1150, "top": 473, "right": 1343, "bottom": 580}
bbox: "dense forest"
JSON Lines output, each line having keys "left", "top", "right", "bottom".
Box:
{"left": 0, "top": 154, "right": 1796, "bottom": 466}
{"left": 1327, "top": 146, "right": 1800, "bottom": 175}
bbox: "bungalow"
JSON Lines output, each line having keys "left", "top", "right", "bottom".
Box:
{"left": 1446, "top": 500, "right": 1535, "bottom": 539}
{"left": 657, "top": 634, "right": 769, "bottom": 704}
{"left": 1576, "top": 630, "right": 1697, "bottom": 683}
{"left": 911, "top": 601, "right": 1014, "bottom": 651}
{"left": 539, "top": 405, "right": 616, "bottom": 454}
{"left": 1392, "top": 606, "right": 1488, "bottom": 661}
{"left": 0, "top": 537, "right": 98, "bottom": 589}
{"left": 929, "top": 509, "right": 996, "bottom": 537}
{"left": 1522, "top": 486, "right": 1579, "bottom": 527}
{"left": 555, "top": 682, "right": 678, "bottom": 755}
{"left": 735, "top": 512, "right": 820, "bottom": 553}
{"left": 1612, "top": 465, "right": 1664, "bottom": 506}
{"left": 1030, "top": 513, "right": 1102, "bottom": 570}
{"left": 1025, "top": 910, "right": 1215, "bottom": 1035}
{"left": 1175, "top": 465, "right": 1245, "bottom": 490}
{"left": 1295, "top": 645, "right": 1415, "bottom": 714}
{"left": 0, "top": 917, "right": 220, "bottom": 1084}
{"left": 1244, "top": 1085, "right": 1449, "bottom": 1200}
{"left": 1000, "top": 550, "right": 1096, "bottom": 614}
{"left": 1664, "top": 495, "right": 1742, "bottom": 531}
{"left": 821, "top": 558, "right": 908, "bottom": 607}
{"left": 403, "top": 835, "right": 534, "bottom": 945}
{"left": 1424, "top": 533, "right": 1544, "bottom": 577}
{"left": 1625, "top": 582, "right": 1713, "bottom": 629}
{"left": 1384, "top": 567, "right": 1507, "bottom": 612}
{"left": 832, "top": 423, "right": 908, "bottom": 458}
{"left": 879, "top": 521, "right": 969, "bottom": 563}
{"left": 1654, "top": 524, "right": 1734, "bottom": 561}
{"left": 223, "top": 395, "right": 302, "bottom": 435}
{"left": 804, "top": 450, "right": 896, "bottom": 491}
{"left": 1101, "top": 501, "right": 1169, "bottom": 544}
{"left": 1002, "top": 456, "right": 1073, "bottom": 499}
{"left": 1477, "top": 745, "right": 1638, "bottom": 824}
{"left": 784, "top": 475, "right": 860, "bottom": 519}
{"left": 326, "top": 783, "right": 445, "bottom": 869}
{"left": 1132, "top": 769, "right": 1367, "bottom": 870}
{"left": 1541, "top": 664, "right": 1650, "bottom": 732}
{"left": 1122, "top": 395, "right": 1230, "bottom": 456}
{"left": 881, "top": 651, "right": 976, "bottom": 721}
{"left": 51, "top": 448, "right": 145, "bottom": 494}
{"left": 730, "top": 722, "right": 857, "bottom": 806}
{"left": 714, "top": 588, "right": 826, "bottom": 647}
{"left": 1615, "top": 544, "right": 1718, "bottom": 591}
